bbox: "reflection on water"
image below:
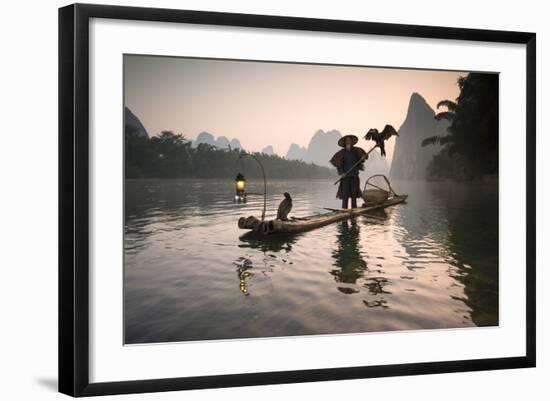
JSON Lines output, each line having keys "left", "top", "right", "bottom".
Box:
{"left": 239, "top": 231, "right": 300, "bottom": 253}
{"left": 331, "top": 219, "right": 367, "bottom": 284}
{"left": 124, "top": 179, "right": 498, "bottom": 343}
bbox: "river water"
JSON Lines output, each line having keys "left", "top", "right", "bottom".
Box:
{"left": 124, "top": 178, "right": 498, "bottom": 344}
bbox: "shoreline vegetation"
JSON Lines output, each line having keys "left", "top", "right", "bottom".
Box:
{"left": 427, "top": 173, "right": 498, "bottom": 184}
{"left": 125, "top": 131, "right": 336, "bottom": 180}
{"left": 423, "top": 73, "right": 499, "bottom": 181}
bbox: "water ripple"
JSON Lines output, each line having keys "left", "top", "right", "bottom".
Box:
{"left": 124, "top": 179, "right": 498, "bottom": 343}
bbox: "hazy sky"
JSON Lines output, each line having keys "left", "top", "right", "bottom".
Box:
{"left": 124, "top": 55, "right": 464, "bottom": 161}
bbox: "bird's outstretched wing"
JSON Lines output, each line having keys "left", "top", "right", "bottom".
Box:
{"left": 365, "top": 129, "right": 379, "bottom": 141}
{"left": 381, "top": 124, "right": 398, "bottom": 139}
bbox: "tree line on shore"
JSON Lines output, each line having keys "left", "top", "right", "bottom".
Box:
{"left": 423, "top": 72, "right": 499, "bottom": 180}
{"left": 125, "top": 130, "right": 335, "bottom": 179}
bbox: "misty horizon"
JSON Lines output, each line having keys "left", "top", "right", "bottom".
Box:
{"left": 124, "top": 55, "right": 464, "bottom": 162}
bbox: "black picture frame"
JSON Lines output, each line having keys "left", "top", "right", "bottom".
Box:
{"left": 58, "top": 3, "right": 536, "bottom": 397}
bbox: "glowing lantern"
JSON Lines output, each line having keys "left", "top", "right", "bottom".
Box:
{"left": 234, "top": 173, "right": 246, "bottom": 199}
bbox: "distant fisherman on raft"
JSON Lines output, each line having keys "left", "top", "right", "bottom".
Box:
{"left": 330, "top": 134, "right": 367, "bottom": 209}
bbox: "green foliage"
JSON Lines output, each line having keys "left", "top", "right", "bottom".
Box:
{"left": 421, "top": 135, "right": 453, "bottom": 147}
{"left": 436, "top": 99, "right": 457, "bottom": 112}
{"left": 423, "top": 73, "right": 499, "bottom": 179}
{"left": 125, "top": 130, "right": 335, "bottom": 179}
{"left": 434, "top": 111, "right": 455, "bottom": 122}
{"left": 426, "top": 146, "right": 467, "bottom": 180}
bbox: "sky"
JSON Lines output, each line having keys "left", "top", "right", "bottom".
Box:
{"left": 124, "top": 55, "right": 464, "bottom": 162}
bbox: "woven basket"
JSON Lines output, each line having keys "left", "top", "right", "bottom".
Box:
{"left": 362, "top": 189, "right": 389, "bottom": 204}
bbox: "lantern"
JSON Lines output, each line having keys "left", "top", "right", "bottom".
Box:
{"left": 234, "top": 173, "right": 246, "bottom": 200}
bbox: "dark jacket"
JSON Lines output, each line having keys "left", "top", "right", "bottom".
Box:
{"left": 329, "top": 147, "right": 366, "bottom": 199}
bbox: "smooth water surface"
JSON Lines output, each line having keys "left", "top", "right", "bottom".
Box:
{"left": 124, "top": 179, "right": 498, "bottom": 343}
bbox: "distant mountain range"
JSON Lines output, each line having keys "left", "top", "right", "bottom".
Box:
{"left": 127, "top": 92, "right": 445, "bottom": 179}
{"left": 261, "top": 145, "right": 275, "bottom": 155}
{"left": 285, "top": 128, "right": 390, "bottom": 176}
{"left": 125, "top": 107, "right": 149, "bottom": 138}
{"left": 193, "top": 132, "right": 242, "bottom": 149}
{"left": 286, "top": 143, "right": 308, "bottom": 161}
{"left": 299, "top": 129, "right": 343, "bottom": 167}
{"left": 389, "top": 93, "right": 449, "bottom": 179}
{"left": 193, "top": 128, "right": 390, "bottom": 176}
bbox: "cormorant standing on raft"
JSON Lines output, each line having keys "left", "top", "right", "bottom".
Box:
{"left": 276, "top": 192, "right": 292, "bottom": 221}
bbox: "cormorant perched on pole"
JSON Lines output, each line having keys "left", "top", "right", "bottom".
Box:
{"left": 364, "top": 124, "right": 399, "bottom": 157}
{"left": 276, "top": 192, "right": 292, "bottom": 221}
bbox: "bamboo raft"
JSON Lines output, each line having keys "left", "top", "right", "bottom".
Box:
{"left": 238, "top": 194, "right": 408, "bottom": 235}
{"left": 238, "top": 175, "right": 407, "bottom": 235}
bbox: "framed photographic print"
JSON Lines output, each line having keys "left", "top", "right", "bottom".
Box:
{"left": 58, "top": 3, "right": 536, "bottom": 397}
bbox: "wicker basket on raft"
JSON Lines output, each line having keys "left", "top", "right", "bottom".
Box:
{"left": 361, "top": 174, "right": 395, "bottom": 205}
{"left": 362, "top": 189, "right": 389, "bottom": 204}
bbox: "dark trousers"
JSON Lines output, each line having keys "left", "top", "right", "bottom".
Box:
{"left": 341, "top": 176, "right": 359, "bottom": 209}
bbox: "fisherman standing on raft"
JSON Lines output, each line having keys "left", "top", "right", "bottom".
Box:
{"left": 330, "top": 135, "right": 367, "bottom": 209}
